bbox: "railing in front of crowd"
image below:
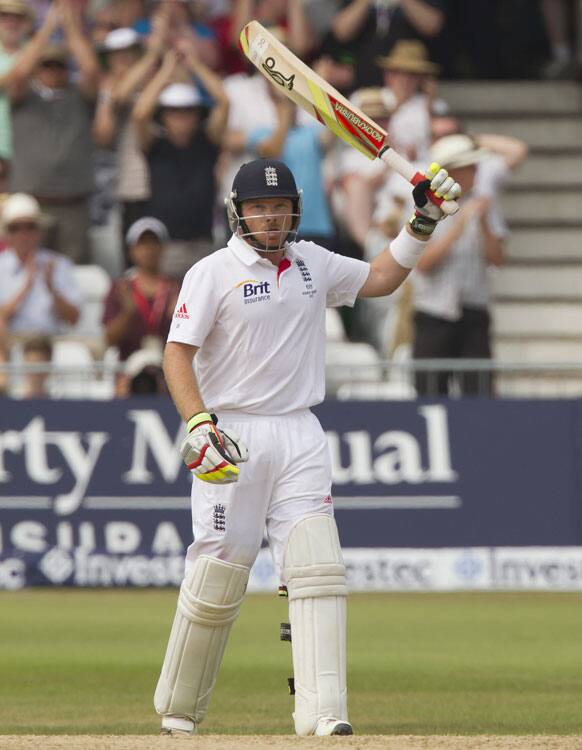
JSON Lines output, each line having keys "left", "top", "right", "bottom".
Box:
{"left": 3, "top": 360, "right": 582, "bottom": 400}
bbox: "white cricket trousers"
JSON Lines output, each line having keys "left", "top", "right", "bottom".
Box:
{"left": 185, "top": 409, "right": 334, "bottom": 576}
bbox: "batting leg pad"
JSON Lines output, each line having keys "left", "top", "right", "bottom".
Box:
{"left": 154, "top": 555, "right": 249, "bottom": 724}
{"left": 283, "top": 514, "right": 348, "bottom": 736}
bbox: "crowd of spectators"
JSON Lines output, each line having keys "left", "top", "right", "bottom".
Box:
{"left": 0, "top": 0, "right": 572, "bottom": 398}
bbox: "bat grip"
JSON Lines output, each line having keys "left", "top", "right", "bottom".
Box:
{"left": 379, "top": 147, "right": 459, "bottom": 216}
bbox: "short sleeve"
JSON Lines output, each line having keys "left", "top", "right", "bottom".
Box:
{"left": 167, "top": 258, "right": 221, "bottom": 347}
{"left": 324, "top": 250, "right": 370, "bottom": 307}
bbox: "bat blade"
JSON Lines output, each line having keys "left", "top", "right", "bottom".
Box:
{"left": 240, "top": 21, "right": 386, "bottom": 161}
{"left": 239, "top": 21, "right": 458, "bottom": 215}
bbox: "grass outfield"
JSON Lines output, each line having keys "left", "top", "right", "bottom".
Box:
{"left": 1, "top": 590, "right": 582, "bottom": 736}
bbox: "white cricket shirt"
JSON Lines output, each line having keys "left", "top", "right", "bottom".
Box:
{"left": 167, "top": 234, "right": 370, "bottom": 415}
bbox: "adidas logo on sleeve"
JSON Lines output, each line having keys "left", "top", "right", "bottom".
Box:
{"left": 174, "top": 303, "right": 190, "bottom": 319}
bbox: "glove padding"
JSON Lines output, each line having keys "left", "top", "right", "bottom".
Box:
{"left": 409, "top": 162, "right": 462, "bottom": 236}
{"left": 181, "top": 412, "right": 248, "bottom": 484}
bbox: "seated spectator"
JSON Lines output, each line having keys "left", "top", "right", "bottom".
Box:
{"left": 102, "top": 217, "right": 178, "bottom": 367}
{"left": 132, "top": 44, "right": 229, "bottom": 279}
{"left": 410, "top": 133, "right": 527, "bottom": 397}
{"left": 5, "top": 0, "right": 100, "bottom": 263}
{"left": 21, "top": 333, "right": 52, "bottom": 398}
{"left": 0, "top": 192, "right": 81, "bottom": 392}
{"left": 0, "top": 0, "right": 34, "bottom": 192}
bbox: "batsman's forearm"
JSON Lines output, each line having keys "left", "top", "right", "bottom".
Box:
{"left": 163, "top": 342, "right": 206, "bottom": 422}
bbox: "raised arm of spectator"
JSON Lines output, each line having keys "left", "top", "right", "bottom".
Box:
{"left": 112, "top": 10, "right": 169, "bottom": 106}
{"left": 132, "top": 50, "right": 179, "bottom": 152}
{"left": 474, "top": 133, "right": 528, "bottom": 170}
{"left": 251, "top": 95, "right": 294, "bottom": 158}
{"left": 401, "top": 0, "right": 445, "bottom": 38}
{"left": 332, "top": 0, "right": 371, "bottom": 43}
{"left": 93, "top": 78, "right": 117, "bottom": 148}
{"left": 177, "top": 38, "right": 230, "bottom": 146}
{"left": 229, "top": 0, "right": 254, "bottom": 47}
{"left": 60, "top": 0, "right": 100, "bottom": 99}
{"left": 2, "top": 4, "right": 61, "bottom": 99}
{"left": 286, "top": 0, "right": 316, "bottom": 57}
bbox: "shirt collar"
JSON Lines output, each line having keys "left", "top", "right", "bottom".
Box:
{"left": 227, "top": 233, "right": 296, "bottom": 267}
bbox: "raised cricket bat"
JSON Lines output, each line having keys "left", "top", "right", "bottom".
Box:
{"left": 240, "top": 21, "right": 458, "bottom": 215}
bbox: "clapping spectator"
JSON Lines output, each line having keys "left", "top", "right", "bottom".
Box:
{"left": 0, "top": 0, "right": 34, "bottom": 192}
{"left": 410, "top": 133, "right": 528, "bottom": 396}
{"left": 376, "top": 39, "right": 441, "bottom": 163}
{"left": 132, "top": 43, "right": 229, "bottom": 279}
{"left": 303, "top": 0, "right": 445, "bottom": 89}
{"left": 0, "top": 193, "right": 81, "bottom": 392}
{"left": 133, "top": 0, "right": 220, "bottom": 71}
{"left": 5, "top": 0, "right": 100, "bottom": 263}
{"left": 102, "top": 217, "right": 178, "bottom": 364}
{"left": 93, "top": 17, "right": 169, "bottom": 263}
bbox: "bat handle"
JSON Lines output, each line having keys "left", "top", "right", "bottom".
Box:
{"left": 379, "top": 147, "right": 459, "bottom": 216}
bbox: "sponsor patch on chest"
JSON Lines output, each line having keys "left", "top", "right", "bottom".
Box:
{"left": 235, "top": 279, "right": 272, "bottom": 304}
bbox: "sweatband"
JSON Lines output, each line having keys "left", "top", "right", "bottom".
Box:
{"left": 389, "top": 228, "right": 427, "bottom": 269}
{"left": 187, "top": 412, "right": 213, "bottom": 433}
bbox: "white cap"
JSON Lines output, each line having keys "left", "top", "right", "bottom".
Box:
{"left": 103, "top": 28, "right": 141, "bottom": 52}
{"left": 126, "top": 217, "right": 169, "bottom": 246}
{"left": 158, "top": 83, "right": 203, "bottom": 109}
{"left": 125, "top": 348, "right": 163, "bottom": 379}
{"left": 2, "top": 193, "right": 41, "bottom": 226}
{"left": 429, "top": 134, "right": 487, "bottom": 170}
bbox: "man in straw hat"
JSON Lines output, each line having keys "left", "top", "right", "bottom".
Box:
{"left": 301, "top": 0, "right": 445, "bottom": 88}
{"left": 0, "top": 192, "right": 81, "bottom": 393}
{"left": 377, "top": 39, "right": 445, "bottom": 164}
{"left": 409, "top": 132, "right": 528, "bottom": 397}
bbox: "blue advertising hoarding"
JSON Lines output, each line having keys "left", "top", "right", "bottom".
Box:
{"left": 1, "top": 398, "right": 581, "bottom": 588}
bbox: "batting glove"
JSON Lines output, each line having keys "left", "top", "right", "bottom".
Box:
{"left": 409, "top": 162, "right": 462, "bottom": 237}
{"left": 181, "top": 412, "right": 248, "bottom": 484}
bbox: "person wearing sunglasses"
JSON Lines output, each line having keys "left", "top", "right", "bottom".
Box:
{"left": 0, "top": 192, "right": 81, "bottom": 394}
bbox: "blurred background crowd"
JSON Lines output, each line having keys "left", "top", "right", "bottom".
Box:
{"left": 0, "top": 0, "right": 579, "bottom": 399}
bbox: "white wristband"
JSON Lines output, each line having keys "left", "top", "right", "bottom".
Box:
{"left": 389, "top": 228, "right": 427, "bottom": 269}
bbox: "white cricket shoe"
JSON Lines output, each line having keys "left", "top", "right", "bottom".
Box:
{"left": 160, "top": 715, "right": 196, "bottom": 736}
{"left": 314, "top": 717, "right": 354, "bottom": 736}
